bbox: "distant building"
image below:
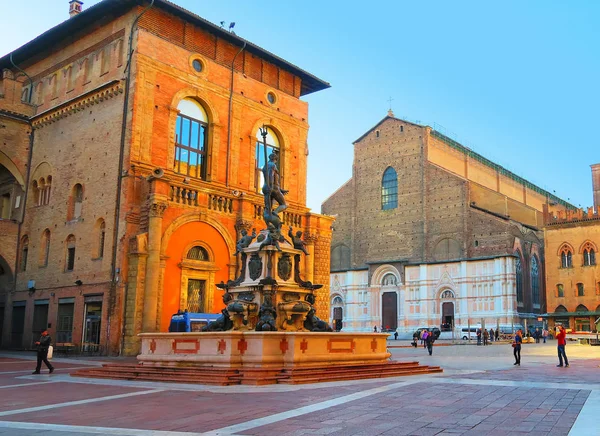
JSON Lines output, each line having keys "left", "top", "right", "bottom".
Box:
{"left": 323, "top": 112, "right": 572, "bottom": 334}
{"left": 543, "top": 164, "right": 600, "bottom": 331}
{"left": 0, "top": 0, "right": 332, "bottom": 355}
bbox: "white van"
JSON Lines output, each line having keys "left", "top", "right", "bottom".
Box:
{"left": 461, "top": 327, "right": 479, "bottom": 340}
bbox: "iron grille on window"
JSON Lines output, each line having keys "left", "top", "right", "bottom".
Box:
{"left": 187, "top": 246, "right": 208, "bottom": 261}
{"left": 187, "top": 279, "right": 205, "bottom": 313}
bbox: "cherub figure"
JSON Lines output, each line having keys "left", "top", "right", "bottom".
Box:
{"left": 235, "top": 228, "right": 256, "bottom": 254}
{"left": 260, "top": 223, "right": 282, "bottom": 251}
{"left": 288, "top": 226, "right": 309, "bottom": 255}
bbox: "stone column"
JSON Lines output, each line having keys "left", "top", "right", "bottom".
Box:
{"left": 142, "top": 200, "right": 167, "bottom": 332}
{"left": 304, "top": 233, "right": 318, "bottom": 283}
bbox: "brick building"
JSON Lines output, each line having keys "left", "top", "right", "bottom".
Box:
{"left": 323, "top": 112, "right": 572, "bottom": 335}
{"left": 0, "top": 0, "right": 332, "bottom": 355}
{"left": 543, "top": 164, "right": 600, "bottom": 332}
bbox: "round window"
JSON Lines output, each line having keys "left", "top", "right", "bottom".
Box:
{"left": 267, "top": 92, "right": 276, "bottom": 104}
{"left": 192, "top": 59, "right": 203, "bottom": 73}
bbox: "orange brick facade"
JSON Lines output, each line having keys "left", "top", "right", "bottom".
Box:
{"left": 544, "top": 204, "right": 600, "bottom": 332}
{"left": 0, "top": 0, "right": 332, "bottom": 355}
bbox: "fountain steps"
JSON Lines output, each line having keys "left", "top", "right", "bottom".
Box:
{"left": 71, "top": 361, "right": 442, "bottom": 386}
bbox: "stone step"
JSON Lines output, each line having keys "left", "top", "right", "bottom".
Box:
{"left": 277, "top": 367, "right": 443, "bottom": 385}
{"left": 71, "top": 361, "right": 442, "bottom": 386}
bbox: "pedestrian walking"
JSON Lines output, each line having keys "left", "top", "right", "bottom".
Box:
{"left": 476, "top": 328, "right": 482, "bottom": 345}
{"left": 422, "top": 330, "right": 429, "bottom": 349}
{"left": 483, "top": 328, "right": 489, "bottom": 346}
{"left": 555, "top": 325, "right": 569, "bottom": 367}
{"left": 535, "top": 328, "right": 541, "bottom": 343}
{"left": 513, "top": 329, "right": 522, "bottom": 366}
{"left": 495, "top": 329, "right": 499, "bottom": 341}
{"left": 32, "top": 329, "right": 54, "bottom": 375}
{"left": 373, "top": 326, "right": 378, "bottom": 333}
{"left": 394, "top": 331, "right": 398, "bottom": 340}
{"left": 426, "top": 330, "right": 435, "bottom": 355}
{"left": 489, "top": 328, "right": 494, "bottom": 343}
{"left": 542, "top": 328, "right": 548, "bottom": 344}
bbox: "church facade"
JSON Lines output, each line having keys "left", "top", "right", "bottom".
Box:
{"left": 0, "top": 0, "right": 332, "bottom": 355}
{"left": 323, "top": 113, "right": 572, "bottom": 335}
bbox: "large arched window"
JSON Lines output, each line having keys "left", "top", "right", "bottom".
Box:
{"left": 40, "top": 229, "right": 50, "bottom": 267}
{"left": 559, "top": 244, "right": 573, "bottom": 268}
{"left": 255, "top": 126, "right": 280, "bottom": 193}
{"left": 174, "top": 98, "right": 208, "bottom": 179}
{"left": 381, "top": 167, "right": 398, "bottom": 210}
{"left": 531, "top": 256, "right": 540, "bottom": 307}
{"left": 65, "top": 235, "right": 76, "bottom": 271}
{"left": 582, "top": 242, "right": 596, "bottom": 266}
{"left": 515, "top": 251, "right": 523, "bottom": 304}
{"left": 68, "top": 184, "right": 83, "bottom": 220}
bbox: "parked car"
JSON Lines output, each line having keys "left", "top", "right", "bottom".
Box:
{"left": 413, "top": 327, "right": 441, "bottom": 340}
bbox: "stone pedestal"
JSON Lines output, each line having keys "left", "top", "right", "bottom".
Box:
{"left": 138, "top": 331, "right": 391, "bottom": 368}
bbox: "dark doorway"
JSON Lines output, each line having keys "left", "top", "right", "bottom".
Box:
{"left": 31, "top": 301, "right": 49, "bottom": 347}
{"left": 333, "top": 306, "right": 343, "bottom": 331}
{"left": 11, "top": 302, "right": 25, "bottom": 348}
{"left": 82, "top": 301, "right": 102, "bottom": 353}
{"left": 382, "top": 292, "right": 398, "bottom": 331}
{"left": 442, "top": 302, "right": 454, "bottom": 331}
{"left": 57, "top": 300, "right": 75, "bottom": 343}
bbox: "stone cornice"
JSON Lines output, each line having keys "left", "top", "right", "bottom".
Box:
{"left": 32, "top": 80, "right": 123, "bottom": 129}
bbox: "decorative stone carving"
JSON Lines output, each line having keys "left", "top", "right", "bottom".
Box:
{"left": 235, "top": 219, "right": 253, "bottom": 234}
{"left": 249, "top": 254, "right": 262, "bottom": 280}
{"left": 277, "top": 253, "right": 292, "bottom": 281}
{"left": 149, "top": 202, "right": 168, "bottom": 218}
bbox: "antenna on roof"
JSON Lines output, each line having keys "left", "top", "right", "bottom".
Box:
{"left": 229, "top": 22, "right": 236, "bottom": 35}
{"left": 220, "top": 21, "right": 226, "bottom": 28}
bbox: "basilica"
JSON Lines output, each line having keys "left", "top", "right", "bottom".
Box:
{"left": 323, "top": 112, "right": 574, "bottom": 334}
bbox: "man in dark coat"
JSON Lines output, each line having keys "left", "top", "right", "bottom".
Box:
{"left": 32, "top": 330, "right": 54, "bottom": 374}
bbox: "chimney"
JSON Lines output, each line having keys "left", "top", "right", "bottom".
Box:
{"left": 69, "top": 0, "right": 83, "bottom": 17}
{"left": 592, "top": 163, "right": 600, "bottom": 209}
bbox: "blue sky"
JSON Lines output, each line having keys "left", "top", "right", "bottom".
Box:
{"left": 2, "top": 0, "right": 598, "bottom": 212}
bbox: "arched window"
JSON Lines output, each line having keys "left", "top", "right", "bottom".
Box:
{"left": 381, "top": 273, "right": 397, "bottom": 286}
{"left": 576, "top": 304, "right": 588, "bottom": 313}
{"left": 20, "top": 236, "right": 29, "bottom": 272}
{"left": 515, "top": 252, "right": 523, "bottom": 304}
{"left": 40, "top": 229, "right": 50, "bottom": 267}
{"left": 531, "top": 256, "right": 540, "bottom": 307}
{"left": 555, "top": 305, "right": 567, "bottom": 313}
{"left": 582, "top": 242, "right": 597, "bottom": 266}
{"left": 32, "top": 180, "right": 40, "bottom": 206}
{"left": 38, "top": 178, "right": 46, "bottom": 205}
{"left": 173, "top": 98, "right": 208, "bottom": 179}
{"left": 44, "top": 176, "right": 52, "bottom": 205}
{"left": 94, "top": 219, "right": 106, "bottom": 259}
{"left": 559, "top": 244, "right": 573, "bottom": 268}
{"left": 381, "top": 167, "right": 398, "bottom": 210}
{"left": 69, "top": 184, "right": 83, "bottom": 220}
{"left": 187, "top": 246, "right": 209, "bottom": 261}
{"left": 65, "top": 235, "right": 76, "bottom": 271}
{"left": 255, "top": 126, "right": 280, "bottom": 193}
{"left": 332, "top": 296, "right": 343, "bottom": 306}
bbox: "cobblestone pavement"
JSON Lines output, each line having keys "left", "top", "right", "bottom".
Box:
{"left": 0, "top": 341, "right": 598, "bottom": 436}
